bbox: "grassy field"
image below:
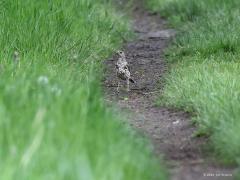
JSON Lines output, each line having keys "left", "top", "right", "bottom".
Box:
{"left": 0, "top": 0, "right": 167, "bottom": 179}
{"left": 147, "top": 0, "right": 240, "bottom": 168}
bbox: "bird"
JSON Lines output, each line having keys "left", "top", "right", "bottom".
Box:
{"left": 115, "top": 50, "right": 135, "bottom": 92}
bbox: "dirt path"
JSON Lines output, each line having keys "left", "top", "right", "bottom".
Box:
{"left": 104, "top": 2, "right": 235, "bottom": 180}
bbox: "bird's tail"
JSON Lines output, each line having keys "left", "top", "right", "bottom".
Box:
{"left": 130, "top": 78, "right": 135, "bottom": 83}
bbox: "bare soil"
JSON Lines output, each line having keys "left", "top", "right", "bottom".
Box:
{"left": 104, "top": 2, "right": 235, "bottom": 180}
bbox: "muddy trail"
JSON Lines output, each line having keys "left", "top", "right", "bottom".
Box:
{"left": 104, "top": 2, "right": 234, "bottom": 180}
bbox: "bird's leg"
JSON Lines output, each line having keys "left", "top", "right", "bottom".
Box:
{"left": 126, "top": 78, "right": 130, "bottom": 92}
{"left": 117, "top": 81, "right": 120, "bottom": 93}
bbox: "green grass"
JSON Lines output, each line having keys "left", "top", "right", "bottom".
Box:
{"left": 0, "top": 0, "right": 167, "bottom": 179}
{"left": 147, "top": 0, "right": 240, "bottom": 168}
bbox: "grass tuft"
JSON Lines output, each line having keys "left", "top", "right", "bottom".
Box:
{"left": 147, "top": 0, "right": 240, "bottom": 172}
{"left": 0, "top": 0, "right": 167, "bottom": 179}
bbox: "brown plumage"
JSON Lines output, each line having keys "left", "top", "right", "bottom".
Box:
{"left": 115, "top": 50, "right": 135, "bottom": 92}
